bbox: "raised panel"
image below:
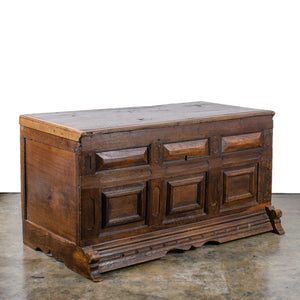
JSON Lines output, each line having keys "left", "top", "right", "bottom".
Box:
{"left": 147, "top": 179, "right": 164, "bottom": 226}
{"left": 222, "top": 165, "right": 258, "bottom": 207}
{"left": 163, "top": 139, "right": 209, "bottom": 161}
{"left": 166, "top": 174, "right": 206, "bottom": 216}
{"left": 25, "top": 139, "right": 77, "bottom": 242}
{"left": 222, "top": 132, "right": 262, "bottom": 153}
{"left": 82, "top": 188, "right": 101, "bottom": 239}
{"left": 102, "top": 184, "right": 146, "bottom": 228}
{"left": 152, "top": 187, "right": 160, "bottom": 217}
{"left": 96, "top": 147, "right": 148, "bottom": 170}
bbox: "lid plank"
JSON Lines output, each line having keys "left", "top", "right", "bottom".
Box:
{"left": 19, "top": 101, "right": 274, "bottom": 141}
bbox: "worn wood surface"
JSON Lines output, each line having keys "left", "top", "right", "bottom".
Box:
{"left": 96, "top": 147, "right": 148, "bottom": 170}
{"left": 19, "top": 101, "right": 274, "bottom": 140}
{"left": 222, "top": 132, "right": 263, "bottom": 153}
{"left": 164, "top": 139, "right": 209, "bottom": 161}
{"left": 25, "top": 139, "right": 78, "bottom": 242}
{"left": 20, "top": 101, "right": 283, "bottom": 281}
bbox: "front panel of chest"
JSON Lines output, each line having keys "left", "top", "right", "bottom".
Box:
{"left": 79, "top": 117, "right": 273, "bottom": 245}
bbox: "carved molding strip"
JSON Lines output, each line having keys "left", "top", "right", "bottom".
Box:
{"left": 85, "top": 208, "right": 279, "bottom": 276}
{"left": 222, "top": 132, "right": 262, "bottom": 153}
{"left": 163, "top": 139, "right": 209, "bottom": 161}
{"left": 96, "top": 147, "right": 148, "bottom": 170}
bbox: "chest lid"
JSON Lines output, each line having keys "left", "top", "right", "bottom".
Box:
{"left": 19, "top": 101, "right": 274, "bottom": 141}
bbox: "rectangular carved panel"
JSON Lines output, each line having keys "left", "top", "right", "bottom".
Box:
{"left": 166, "top": 174, "right": 206, "bottom": 215}
{"left": 223, "top": 165, "right": 258, "bottom": 206}
{"left": 25, "top": 139, "right": 77, "bottom": 242}
{"left": 96, "top": 147, "right": 148, "bottom": 170}
{"left": 163, "top": 139, "right": 209, "bottom": 161}
{"left": 82, "top": 188, "right": 101, "bottom": 239}
{"left": 147, "top": 179, "right": 164, "bottom": 226}
{"left": 102, "top": 184, "right": 146, "bottom": 228}
{"left": 222, "top": 132, "right": 262, "bottom": 153}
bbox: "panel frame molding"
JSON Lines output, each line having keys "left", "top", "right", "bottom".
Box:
{"left": 163, "top": 139, "right": 209, "bottom": 162}
{"left": 101, "top": 183, "right": 147, "bottom": 229}
{"left": 221, "top": 163, "right": 258, "bottom": 210}
{"left": 96, "top": 147, "right": 148, "bottom": 171}
{"left": 165, "top": 173, "right": 207, "bottom": 217}
{"left": 222, "top": 132, "right": 263, "bottom": 153}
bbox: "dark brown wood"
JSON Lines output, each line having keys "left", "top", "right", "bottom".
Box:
{"left": 19, "top": 101, "right": 283, "bottom": 281}
{"left": 222, "top": 132, "right": 263, "bottom": 153}
{"left": 25, "top": 139, "right": 78, "bottom": 242}
{"left": 223, "top": 165, "right": 257, "bottom": 204}
{"left": 80, "top": 115, "right": 273, "bottom": 152}
{"left": 96, "top": 147, "right": 148, "bottom": 170}
{"left": 265, "top": 205, "right": 285, "bottom": 234}
{"left": 102, "top": 183, "right": 146, "bottom": 228}
{"left": 166, "top": 174, "right": 206, "bottom": 215}
{"left": 164, "top": 139, "right": 209, "bottom": 161}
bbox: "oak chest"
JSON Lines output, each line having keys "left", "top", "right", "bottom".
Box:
{"left": 20, "top": 101, "right": 284, "bottom": 281}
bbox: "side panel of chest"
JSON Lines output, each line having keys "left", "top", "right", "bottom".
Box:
{"left": 79, "top": 116, "right": 273, "bottom": 245}
{"left": 20, "top": 126, "right": 81, "bottom": 243}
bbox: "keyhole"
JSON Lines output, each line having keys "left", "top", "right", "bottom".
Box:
{"left": 185, "top": 155, "right": 188, "bottom": 161}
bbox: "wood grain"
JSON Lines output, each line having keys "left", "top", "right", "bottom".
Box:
{"left": 19, "top": 115, "right": 83, "bottom": 141}
{"left": 25, "top": 139, "right": 77, "bottom": 241}
{"left": 20, "top": 101, "right": 274, "bottom": 139}
{"left": 166, "top": 175, "right": 206, "bottom": 215}
{"left": 20, "top": 101, "right": 283, "bottom": 281}
{"left": 102, "top": 184, "right": 146, "bottom": 228}
{"left": 96, "top": 147, "right": 148, "bottom": 170}
{"left": 222, "top": 132, "right": 263, "bottom": 153}
{"left": 164, "top": 139, "right": 208, "bottom": 161}
{"left": 80, "top": 116, "right": 272, "bottom": 152}
{"left": 223, "top": 165, "right": 257, "bottom": 204}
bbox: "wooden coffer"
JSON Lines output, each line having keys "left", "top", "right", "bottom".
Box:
{"left": 20, "top": 101, "right": 284, "bottom": 281}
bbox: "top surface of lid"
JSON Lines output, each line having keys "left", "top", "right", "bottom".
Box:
{"left": 20, "top": 101, "right": 274, "bottom": 141}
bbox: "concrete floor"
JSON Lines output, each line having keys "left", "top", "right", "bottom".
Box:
{"left": 0, "top": 194, "right": 299, "bottom": 300}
